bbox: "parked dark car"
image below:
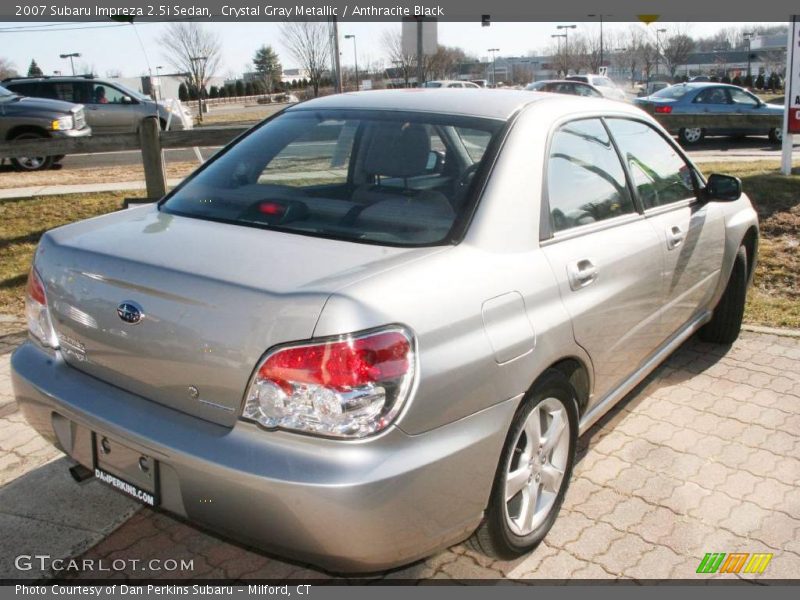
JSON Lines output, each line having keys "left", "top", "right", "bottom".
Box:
{"left": 634, "top": 82, "right": 784, "bottom": 145}
{"left": 0, "top": 84, "right": 90, "bottom": 171}
{"left": 526, "top": 80, "right": 603, "bottom": 98}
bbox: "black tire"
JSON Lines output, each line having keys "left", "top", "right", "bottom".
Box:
{"left": 9, "top": 131, "right": 54, "bottom": 171}
{"left": 699, "top": 245, "right": 748, "bottom": 344}
{"left": 678, "top": 127, "right": 705, "bottom": 146}
{"left": 470, "top": 369, "right": 578, "bottom": 559}
{"left": 768, "top": 127, "right": 782, "bottom": 144}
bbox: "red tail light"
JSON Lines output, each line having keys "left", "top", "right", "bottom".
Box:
{"left": 26, "top": 268, "right": 47, "bottom": 305}
{"left": 243, "top": 327, "right": 415, "bottom": 438}
{"left": 258, "top": 331, "right": 410, "bottom": 391}
{"left": 25, "top": 268, "right": 58, "bottom": 348}
{"left": 655, "top": 105, "right": 673, "bottom": 114}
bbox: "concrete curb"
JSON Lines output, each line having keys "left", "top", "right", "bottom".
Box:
{"left": 0, "top": 178, "right": 184, "bottom": 200}
{"left": 742, "top": 323, "right": 800, "bottom": 338}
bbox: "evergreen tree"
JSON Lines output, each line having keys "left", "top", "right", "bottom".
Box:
{"left": 178, "top": 82, "right": 189, "bottom": 101}
{"left": 252, "top": 44, "right": 282, "bottom": 93}
{"left": 27, "top": 59, "right": 43, "bottom": 77}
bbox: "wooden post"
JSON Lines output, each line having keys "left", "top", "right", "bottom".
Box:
{"left": 139, "top": 117, "right": 167, "bottom": 200}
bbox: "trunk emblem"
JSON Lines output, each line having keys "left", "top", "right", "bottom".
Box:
{"left": 188, "top": 386, "right": 199, "bottom": 399}
{"left": 117, "top": 301, "right": 144, "bottom": 324}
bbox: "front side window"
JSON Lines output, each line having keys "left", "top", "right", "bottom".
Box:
{"left": 729, "top": 88, "right": 759, "bottom": 107}
{"left": 694, "top": 87, "right": 729, "bottom": 105}
{"left": 605, "top": 118, "right": 696, "bottom": 209}
{"left": 90, "top": 84, "right": 129, "bottom": 104}
{"left": 162, "top": 110, "right": 503, "bottom": 246}
{"left": 547, "top": 119, "right": 635, "bottom": 233}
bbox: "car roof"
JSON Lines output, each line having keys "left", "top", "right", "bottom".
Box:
{"left": 670, "top": 82, "right": 741, "bottom": 90}
{"left": 531, "top": 79, "right": 595, "bottom": 86}
{"left": 287, "top": 88, "right": 645, "bottom": 122}
{"left": 3, "top": 75, "right": 109, "bottom": 84}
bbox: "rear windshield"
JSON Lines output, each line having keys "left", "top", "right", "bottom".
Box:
{"left": 161, "top": 109, "right": 503, "bottom": 246}
{"left": 652, "top": 85, "right": 691, "bottom": 99}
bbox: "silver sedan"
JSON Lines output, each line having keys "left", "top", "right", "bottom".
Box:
{"left": 12, "top": 89, "right": 758, "bottom": 572}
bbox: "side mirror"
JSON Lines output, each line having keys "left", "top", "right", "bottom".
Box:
{"left": 122, "top": 95, "right": 134, "bottom": 104}
{"left": 426, "top": 150, "right": 444, "bottom": 172}
{"left": 704, "top": 173, "right": 742, "bottom": 202}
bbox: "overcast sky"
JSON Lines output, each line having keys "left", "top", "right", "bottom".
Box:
{"left": 0, "top": 21, "right": 783, "bottom": 79}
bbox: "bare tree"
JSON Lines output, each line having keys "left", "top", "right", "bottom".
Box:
{"left": 662, "top": 34, "right": 695, "bottom": 80}
{"left": 0, "top": 57, "right": 17, "bottom": 80}
{"left": 281, "top": 21, "right": 331, "bottom": 97}
{"left": 575, "top": 32, "right": 603, "bottom": 74}
{"left": 636, "top": 40, "right": 659, "bottom": 83}
{"left": 159, "top": 22, "right": 222, "bottom": 121}
{"left": 381, "top": 29, "right": 415, "bottom": 87}
{"left": 614, "top": 27, "right": 643, "bottom": 87}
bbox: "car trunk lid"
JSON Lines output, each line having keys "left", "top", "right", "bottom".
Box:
{"left": 38, "top": 206, "right": 440, "bottom": 427}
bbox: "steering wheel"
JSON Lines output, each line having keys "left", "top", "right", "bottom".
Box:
{"left": 452, "top": 163, "right": 481, "bottom": 209}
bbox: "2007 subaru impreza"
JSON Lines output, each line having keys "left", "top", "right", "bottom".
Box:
{"left": 12, "top": 89, "right": 758, "bottom": 572}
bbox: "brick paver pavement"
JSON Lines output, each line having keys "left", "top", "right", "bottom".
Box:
{"left": 1, "top": 329, "right": 798, "bottom": 581}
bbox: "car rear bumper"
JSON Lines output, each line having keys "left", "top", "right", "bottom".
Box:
{"left": 11, "top": 341, "right": 518, "bottom": 573}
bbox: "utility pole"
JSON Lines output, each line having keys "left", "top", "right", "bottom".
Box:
{"left": 416, "top": 17, "right": 424, "bottom": 87}
{"left": 330, "top": 17, "right": 342, "bottom": 94}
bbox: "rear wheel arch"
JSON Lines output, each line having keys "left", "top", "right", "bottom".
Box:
{"left": 539, "top": 357, "right": 591, "bottom": 415}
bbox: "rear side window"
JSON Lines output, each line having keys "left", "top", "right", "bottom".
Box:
{"left": 547, "top": 119, "right": 635, "bottom": 233}
{"left": 605, "top": 118, "right": 696, "bottom": 209}
{"left": 7, "top": 82, "right": 39, "bottom": 96}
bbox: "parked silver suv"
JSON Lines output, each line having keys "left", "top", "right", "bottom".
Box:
{"left": 0, "top": 84, "right": 90, "bottom": 170}
{"left": 3, "top": 75, "right": 190, "bottom": 134}
{"left": 12, "top": 90, "right": 758, "bottom": 572}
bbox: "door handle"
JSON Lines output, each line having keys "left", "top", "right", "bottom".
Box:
{"left": 666, "top": 225, "right": 684, "bottom": 250}
{"left": 567, "top": 259, "right": 598, "bottom": 290}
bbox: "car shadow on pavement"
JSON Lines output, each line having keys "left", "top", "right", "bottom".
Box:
{"left": 575, "top": 334, "right": 731, "bottom": 461}
{"left": 0, "top": 456, "right": 140, "bottom": 581}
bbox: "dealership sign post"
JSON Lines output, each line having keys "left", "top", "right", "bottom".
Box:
{"left": 782, "top": 16, "right": 800, "bottom": 174}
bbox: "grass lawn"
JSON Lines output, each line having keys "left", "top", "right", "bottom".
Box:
{"left": 0, "top": 192, "right": 135, "bottom": 317}
{"left": 1, "top": 163, "right": 798, "bottom": 328}
{"left": 700, "top": 162, "right": 800, "bottom": 329}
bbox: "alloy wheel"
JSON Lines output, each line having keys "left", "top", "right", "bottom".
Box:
{"left": 503, "top": 397, "right": 571, "bottom": 536}
{"left": 683, "top": 128, "right": 702, "bottom": 143}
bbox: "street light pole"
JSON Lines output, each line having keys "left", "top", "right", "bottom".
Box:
{"left": 551, "top": 34, "right": 567, "bottom": 76}
{"left": 743, "top": 32, "right": 755, "bottom": 82}
{"left": 59, "top": 52, "right": 81, "bottom": 76}
{"left": 344, "top": 34, "right": 359, "bottom": 91}
{"left": 488, "top": 48, "right": 499, "bottom": 87}
{"left": 557, "top": 25, "right": 577, "bottom": 75}
{"left": 588, "top": 15, "right": 610, "bottom": 71}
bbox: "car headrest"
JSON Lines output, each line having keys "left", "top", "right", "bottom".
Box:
{"left": 363, "top": 122, "right": 431, "bottom": 178}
